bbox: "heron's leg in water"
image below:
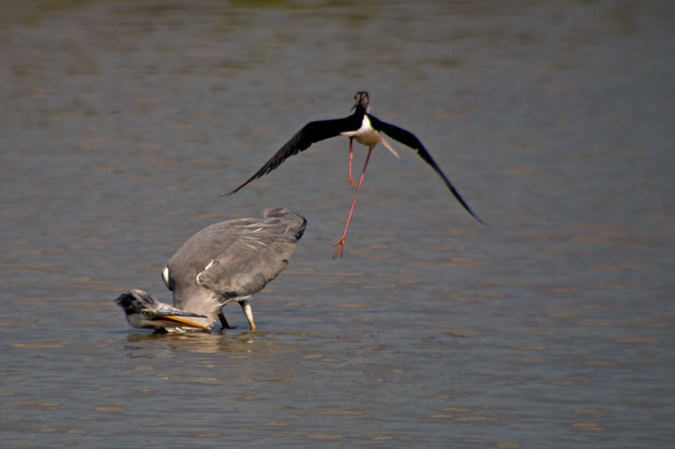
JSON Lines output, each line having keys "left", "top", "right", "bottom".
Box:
{"left": 240, "top": 300, "right": 256, "bottom": 331}
{"left": 218, "top": 311, "right": 230, "bottom": 329}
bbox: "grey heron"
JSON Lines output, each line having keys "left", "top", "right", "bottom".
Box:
{"left": 222, "top": 91, "right": 482, "bottom": 258}
{"left": 115, "top": 208, "right": 306, "bottom": 332}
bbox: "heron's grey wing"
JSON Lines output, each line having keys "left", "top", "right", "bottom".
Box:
{"left": 262, "top": 207, "right": 308, "bottom": 239}
{"left": 165, "top": 217, "right": 259, "bottom": 287}
{"left": 222, "top": 115, "right": 362, "bottom": 197}
{"left": 195, "top": 211, "right": 307, "bottom": 299}
{"left": 368, "top": 114, "right": 484, "bottom": 224}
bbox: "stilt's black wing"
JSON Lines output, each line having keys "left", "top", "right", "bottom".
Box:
{"left": 368, "top": 114, "right": 484, "bottom": 224}
{"left": 223, "top": 114, "right": 363, "bottom": 197}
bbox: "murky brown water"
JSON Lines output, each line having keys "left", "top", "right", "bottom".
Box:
{"left": 1, "top": 1, "right": 674, "bottom": 447}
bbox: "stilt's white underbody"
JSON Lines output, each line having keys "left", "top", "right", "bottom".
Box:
{"left": 341, "top": 115, "right": 399, "bottom": 157}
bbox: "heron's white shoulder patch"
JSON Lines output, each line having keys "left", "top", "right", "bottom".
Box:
{"left": 162, "top": 266, "right": 170, "bottom": 289}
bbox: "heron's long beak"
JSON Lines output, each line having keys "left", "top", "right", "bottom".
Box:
{"left": 153, "top": 315, "right": 210, "bottom": 331}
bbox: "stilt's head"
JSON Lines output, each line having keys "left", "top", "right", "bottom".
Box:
{"left": 353, "top": 91, "right": 370, "bottom": 112}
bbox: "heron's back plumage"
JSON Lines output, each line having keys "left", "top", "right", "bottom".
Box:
{"left": 166, "top": 208, "right": 306, "bottom": 316}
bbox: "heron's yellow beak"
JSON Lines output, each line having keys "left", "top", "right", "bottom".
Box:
{"left": 155, "top": 316, "right": 210, "bottom": 331}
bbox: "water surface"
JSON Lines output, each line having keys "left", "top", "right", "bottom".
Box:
{"left": 1, "top": 1, "right": 673, "bottom": 447}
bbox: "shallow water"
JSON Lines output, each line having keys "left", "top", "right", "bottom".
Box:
{"left": 1, "top": 1, "right": 674, "bottom": 447}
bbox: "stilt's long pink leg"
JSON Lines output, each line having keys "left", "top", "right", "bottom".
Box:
{"left": 347, "top": 137, "right": 355, "bottom": 187}
{"left": 333, "top": 146, "right": 374, "bottom": 258}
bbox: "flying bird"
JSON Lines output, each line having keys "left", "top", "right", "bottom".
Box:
{"left": 115, "top": 208, "right": 306, "bottom": 332}
{"left": 223, "top": 91, "right": 483, "bottom": 258}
